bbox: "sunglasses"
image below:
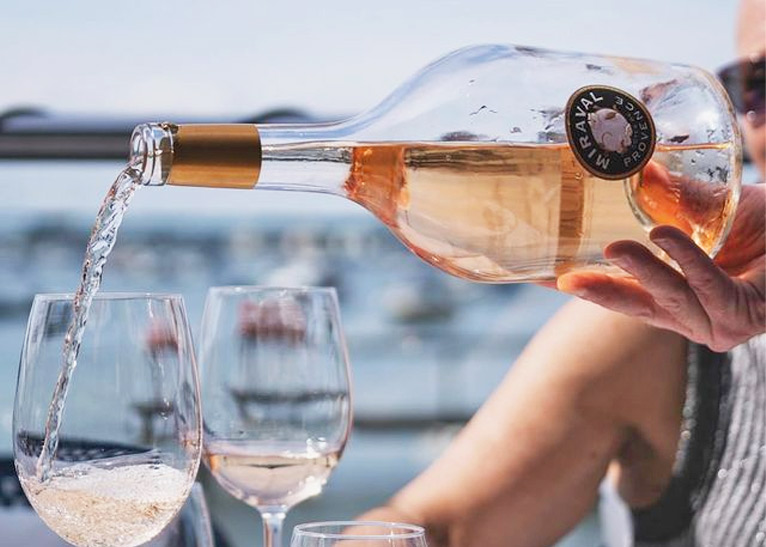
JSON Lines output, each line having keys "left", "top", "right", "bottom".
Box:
{"left": 717, "top": 55, "right": 765, "bottom": 125}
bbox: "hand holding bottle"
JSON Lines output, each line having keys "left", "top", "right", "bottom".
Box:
{"left": 558, "top": 183, "right": 765, "bottom": 352}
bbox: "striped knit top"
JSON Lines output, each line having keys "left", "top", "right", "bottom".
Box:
{"left": 633, "top": 333, "right": 766, "bottom": 546}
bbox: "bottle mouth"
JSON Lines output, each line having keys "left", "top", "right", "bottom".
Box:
{"left": 129, "top": 122, "right": 176, "bottom": 186}
{"left": 128, "top": 122, "right": 261, "bottom": 188}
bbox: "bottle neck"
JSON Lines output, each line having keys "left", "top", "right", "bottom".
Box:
{"left": 258, "top": 122, "right": 353, "bottom": 195}
{"left": 130, "top": 122, "right": 353, "bottom": 196}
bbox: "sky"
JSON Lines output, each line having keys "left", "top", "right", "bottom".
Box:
{"left": 1, "top": 0, "right": 741, "bottom": 118}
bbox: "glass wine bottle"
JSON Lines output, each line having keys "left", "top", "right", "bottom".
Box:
{"left": 130, "top": 44, "right": 741, "bottom": 283}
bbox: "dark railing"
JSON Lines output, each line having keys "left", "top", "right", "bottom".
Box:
{"left": 0, "top": 108, "right": 338, "bottom": 160}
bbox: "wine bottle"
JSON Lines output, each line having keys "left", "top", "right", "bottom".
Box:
{"left": 129, "top": 44, "right": 741, "bottom": 283}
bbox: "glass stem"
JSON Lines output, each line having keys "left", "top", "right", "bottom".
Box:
{"left": 261, "top": 510, "right": 286, "bottom": 547}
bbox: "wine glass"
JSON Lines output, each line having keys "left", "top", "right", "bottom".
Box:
{"left": 290, "top": 522, "right": 428, "bottom": 547}
{"left": 147, "top": 483, "right": 215, "bottom": 547}
{"left": 200, "top": 286, "right": 352, "bottom": 547}
{"left": 13, "top": 293, "right": 202, "bottom": 547}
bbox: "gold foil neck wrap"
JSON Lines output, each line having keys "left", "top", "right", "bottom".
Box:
{"left": 168, "top": 124, "right": 261, "bottom": 189}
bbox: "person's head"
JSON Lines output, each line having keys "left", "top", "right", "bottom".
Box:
{"left": 728, "top": 0, "right": 766, "bottom": 176}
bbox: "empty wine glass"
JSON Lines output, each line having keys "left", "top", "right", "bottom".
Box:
{"left": 13, "top": 293, "right": 202, "bottom": 547}
{"left": 290, "top": 522, "right": 428, "bottom": 547}
{"left": 200, "top": 286, "right": 352, "bottom": 547}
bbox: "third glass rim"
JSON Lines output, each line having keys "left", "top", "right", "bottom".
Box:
{"left": 292, "top": 520, "right": 426, "bottom": 539}
{"left": 32, "top": 291, "right": 184, "bottom": 303}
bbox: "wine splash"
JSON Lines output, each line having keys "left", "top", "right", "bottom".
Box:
{"left": 21, "top": 460, "right": 191, "bottom": 547}
{"left": 36, "top": 165, "right": 141, "bottom": 481}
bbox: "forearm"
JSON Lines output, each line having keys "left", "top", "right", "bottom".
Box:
{"left": 385, "top": 391, "right": 620, "bottom": 546}
{"left": 359, "top": 300, "right": 687, "bottom": 546}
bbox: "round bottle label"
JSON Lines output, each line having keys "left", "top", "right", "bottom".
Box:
{"left": 565, "top": 85, "right": 656, "bottom": 180}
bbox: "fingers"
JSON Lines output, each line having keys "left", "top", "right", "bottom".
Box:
{"left": 557, "top": 220, "right": 762, "bottom": 350}
{"left": 604, "top": 239, "right": 712, "bottom": 340}
{"left": 557, "top": 271, "right": 657, "bottom": 320}
{"left": 558, "top": 226, "right": 746, "bottom": 347}
{"left": 557, "top": 270, "right": 707, "bottom": 340}
{"left": 649, "top": 226, "right": 734, "bottom": 317}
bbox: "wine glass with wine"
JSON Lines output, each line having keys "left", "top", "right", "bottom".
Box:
{"left": 13, "top": 293, "right": 202, "bottom": 547}
{"left": 147, "top": 483, "right": 215, "bottom": 547}
{"left": 200, "top": 286, "right": 352, "bottom": 547}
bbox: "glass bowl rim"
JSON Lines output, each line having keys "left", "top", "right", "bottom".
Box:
{"left": 292, "top": 521, "right": 425, "bottom": 540}
{"left": 206, "top": 285, "right": 338, "bottom": 296}
{"left": 32, "top": 292, "right": 184, "bottom": 302}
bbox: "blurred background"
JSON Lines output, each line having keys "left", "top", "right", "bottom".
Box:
{"left": 0, "top": 0, "right": 753, "bottom": 545}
